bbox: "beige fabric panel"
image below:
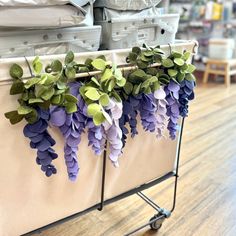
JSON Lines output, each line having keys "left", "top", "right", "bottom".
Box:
{"left": 0, "top": 84, "right": 103, "bottom": 236}
{"left": 105, "top": 125, "right": 179, "bottom": 200}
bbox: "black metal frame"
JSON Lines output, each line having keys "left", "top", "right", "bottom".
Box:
{"left": 22, "top": 118, "right": 185, "bottom": 236}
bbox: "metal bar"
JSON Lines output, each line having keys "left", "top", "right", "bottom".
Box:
{"left": 124, "top": 214, "right": 165, "bottom": 236}
{"left": 22, "top": 172, "right": 175, "bottom": 236}
{"left": 137, "top": 192, "right": 161, "bottom": 211}
{"left": 102, "top": 172, "right": 175, "bottom": 207}
{"left": 170, "top": 118, "right": 185, "bottom": 212}
{"left": 75, "top": 62, "right": 161, "bottom": 78}
{"left": 97, "top": 141, "right": 107, "bottom": 211}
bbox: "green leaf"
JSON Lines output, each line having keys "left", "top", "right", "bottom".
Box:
{"left": 43, "top": 74, "right": 56, "bottom": 86}
{"left": 153, "top": 81, "right": 160, "bottom": 91}
{"left": 64, "top": 94, "right": 78, "bottom": 103}
{"left": 186, "top": 64, "right": 196, "bottom": 73}
{"left": 146, "top": 67, "right": 158, "bottom": 76}
{"left": 172, "top": 51, "right": 182, "bottom": 58}
{"left": 51, "top": 95, "right": 62, "bottom": 105}
{"left": 35, "top": 84, "right": 47, "bottom": 97}
{"left": 132, "top": 47, "right": 141, "bottom": 55}
{"left": 91, "top": 58, "right": 106, "bottom": 71}
{"left": 153, "top": 48, "right": 165, "bottom": 55}
{"left": 137, "top": 60, "right": 148, "bottom": 69}
{"left": 10, "top": 80, "right": 24, "bottom": 95}
{"left": 159, "top": 74, "right": 170, "bottom": 85}
{"left": 39, "top": 100, "right": 51, "bottom": 110}
{"left": 114, "top": 68, "right": 123, "bottom": 80}
{"left": 111, "top": 91, "right": 122, "bottom": 102}
{"left": 65, "top": 66, "right": 76, "bottom": 79}
{"left": 9, "top": 64, "right": 23, "bottom": 79}
{"left": 168, "top": 69, "right": 178, "bottom": 77}
{"left": 180, "top": 63, "right": 188, "bottom": 72}
{"left": 129, "top": 69, "right": 147, "bottom": 84}
{"left": 87, "top": 103, "right": 101, "bottom": 116}
{"left": 22, "top": 91, "right": 29, "bottom": 101}
{"left": 186, "top": 73, "right": 196, "bottom": 81}
{"left": 85, "top": 88, "right": 101, "bottom": 101}
{"left": 183, "top": 51, "right": 191, "bottom": 61}
{"left": 25, "top": 109, "right": 38, "bottom": 124}
{"left": 107, "top": 79, "right": 116, "bottom": 92}
{"left": 174, "top": 58, "right": 185, "bottom": 66}
{"left": 123, "top": 81, "right": 133, "bottom": 95}
{"left": 17, "top": 105, "right": 33, "bottom": 115}
{"left": 99, "top": 94, "right": 110, "bottom": 106}
{"left": 143, "top": 51, "right": 154, "bottom": 57}
{"left": 24, "top": 77, "right": 41, "bottom": 89}
{"left": 4, "top": 110, "right": 24, "bottom": 125}
{"left": 101, "top": 68, "right": 113, "bottom": 82}
{"left": 79, "top": 66, "right": 89, "bottom": 73}
{"left": 133, "top": 83, "right": 142, "bottom": 95}
{"left": 65, "top": 102, "right": 77, "bottom": 113}
{"left": 140, "top": 54, "right": 150, "bottom": 62}
{"left": 32, "top": 56, "right": 43, "bottom": 75}
{"left": 41, "top": 87, "right": 55, "bottom": 100}
{"left": 128, "top": 52, "right": 138, "bottom": 61}
{"left": 28, "top": 98, "right": 44, "bottom": 104}
{"left": 65, "top": 51, "right": 74, "bottom": 64}
{"left": 91, "top": 77, "right": 100, "bottom": 87}
{"left": 93, "top": 112, "right": 105, "bottom": 126}
{"left": 116, "top": 77, "right": 126, "bottom": 87}
{"left": 85, "top": 58, "right": 93, "bottom": 67}
{"left": 97, "top": 55, "right": 106, "bottom": 61}
{"left": 57, "top": 80, "right": 67, "bottom": 90}
{"left": 51, "top": 60, "right": 63, "bottom": 72}
{"left": 162, "top": 58, "right": 174, "bottom": 68}
{"left": 177, "top": 72, "right": 185, "bottom": 82}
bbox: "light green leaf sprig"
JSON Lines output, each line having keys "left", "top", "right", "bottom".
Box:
{"left": 5, "top": 51, "right": 79, "bottom": 125}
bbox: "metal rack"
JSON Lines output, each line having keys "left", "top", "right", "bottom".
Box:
{"left": 0, "top": 41, "right": 198, "bottom": 236}
{"left": 23, "top": 118, "right": 185, "bottom": 236}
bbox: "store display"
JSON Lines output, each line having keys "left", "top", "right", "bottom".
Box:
{"left": 5, "top": 46, "right": 196, "bottom": 181}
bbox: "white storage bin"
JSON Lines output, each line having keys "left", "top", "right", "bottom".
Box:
{"left": 208, "top": 38, "right": 235, "bottom": 60}
{"left": 94, "top": 0, "right": 162, "bottom": 10}
{"left": 0, "top": 1, "right": 94, "bottom": 28}
{"left": 0, "top": 26, "right": 101, "bottom": 58}
{"left": 95, "top": 12, "right": 180, "bottom": 49}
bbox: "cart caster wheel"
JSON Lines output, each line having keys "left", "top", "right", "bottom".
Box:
{"left": 149, "top": 214, "right": 164, "bottom": 231}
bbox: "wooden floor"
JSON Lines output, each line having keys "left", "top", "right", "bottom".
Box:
{"left": 38, "top": 78, "right": 236, "bottom": 236}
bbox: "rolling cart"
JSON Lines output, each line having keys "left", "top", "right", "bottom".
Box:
{"left": 0, "top": 40, "right": 198, "bottom": 236}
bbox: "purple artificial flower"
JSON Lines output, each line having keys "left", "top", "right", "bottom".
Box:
{"left": 179, "top": 79, "right": 195, "bottom": 117}
{"left": 87, "top": 119, "right": 106, "bottom": 156}
{"left": 103, "top": 99, "right": 123, "bottom": 167}
{"left": 23, "top": 108, "right": 58, "bottom": 177}
{"left": 165, "top": 81, "right": 181, "bottom": 140}
{"left": 50, "top": 82, "right": 87, "bottom": 181}
{"left": 154, "top": 87, "right": 168, "bottom": 138}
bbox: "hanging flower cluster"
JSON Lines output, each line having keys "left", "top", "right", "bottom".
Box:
{"left": 5, "top": 46, "right": 196, "bottom": 181}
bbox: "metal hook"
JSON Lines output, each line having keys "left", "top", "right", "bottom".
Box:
{"left": 168, "top": 43, "right": 172, "bottom": 55}
{"left": 192, "top": 40, "right": 199, "bottom": 55}
{"left": 24, "top": 56, "right": 34, "bottom": 77}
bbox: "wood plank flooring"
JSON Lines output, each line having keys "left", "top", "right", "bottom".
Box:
{"left": 37, "top": 79, "right": 236, "bottom": 236}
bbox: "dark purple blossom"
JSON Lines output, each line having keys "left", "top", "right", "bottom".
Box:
{"left": 23, "top": 108, "right": 58, "bottom": 177}
{"left": 179, "top": 79, "right": 195, "bottom": 117}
